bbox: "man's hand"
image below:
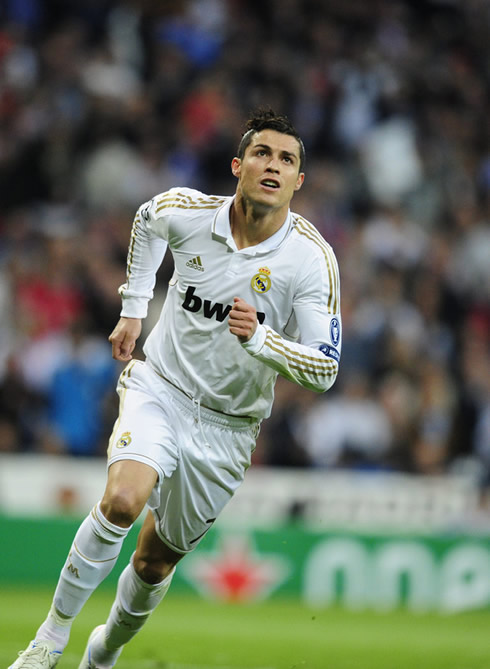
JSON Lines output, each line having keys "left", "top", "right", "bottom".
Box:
{"left": 228, "top": 297, "right": 258, "bottom": 343}
{"left": 108, "top": 317, "right": 142, "bottom": 361}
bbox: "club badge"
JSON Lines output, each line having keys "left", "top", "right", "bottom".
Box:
{"left": 251, "top": 267, "right": 272, "bottom": 294}
{"left": 116, "top": 431, "right": 132, "bottom": 448}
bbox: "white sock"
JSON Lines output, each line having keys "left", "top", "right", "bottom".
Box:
{"left": 91, "top": 556, "right": 174, "bottom": 665}
{"left": 34, "top": 603, "right": 73, "bottom": 651}
{"left": 36, "top": 502, "right": 131, "bottom": 650}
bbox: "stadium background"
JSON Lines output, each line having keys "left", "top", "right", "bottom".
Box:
{"left": 0, "top": 1, "right": 490, "bottom": 666}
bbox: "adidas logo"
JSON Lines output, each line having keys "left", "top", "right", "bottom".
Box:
{"left": 186, "top": 255, "right": 205, "bottom": 272}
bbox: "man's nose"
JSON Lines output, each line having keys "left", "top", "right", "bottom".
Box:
{"left": 266, "top": 157, "right": 280, "bottom": 172}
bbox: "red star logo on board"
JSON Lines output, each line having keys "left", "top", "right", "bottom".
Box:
{"left": 183, "top": 534, "right": 291, "bottom": 602}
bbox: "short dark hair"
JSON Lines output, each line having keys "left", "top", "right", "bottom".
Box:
{"left": 237, "top": 108, "right": 305, "bottom": 172}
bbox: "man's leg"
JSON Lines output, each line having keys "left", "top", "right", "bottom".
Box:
{"left": 9, "top": 461, "right": 157, "bottom": 669}
{"left": 41, "top": 461, "right": 158, "bottom": 642}
{"left": 79, "top": 510, "right": 183, "bottom": 668}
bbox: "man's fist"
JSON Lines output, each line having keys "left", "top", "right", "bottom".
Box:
{"left": 108, "top": 317, "right": 142, "bottom": 361}
{"left": 228, "top": 297, "right": 258, "bottom": 343}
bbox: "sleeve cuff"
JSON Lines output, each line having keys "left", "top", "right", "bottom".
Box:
{"left": 120, "top": 296, "right": 149, "bottom": 319}
{"left": 240, "top": 323, "right": 267, "bottom": 355}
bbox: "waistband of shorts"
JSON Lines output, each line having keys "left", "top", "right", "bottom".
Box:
{"left": 147, "top": 362, "right": 259, "bottom": 431}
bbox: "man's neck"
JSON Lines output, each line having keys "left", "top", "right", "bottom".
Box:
{"left": 230, "top": 195, "right": 288, "bottom": 250}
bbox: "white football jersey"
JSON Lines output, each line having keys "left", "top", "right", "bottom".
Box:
{"left": 118, "top": 187, "right": 341, "bottom": 419}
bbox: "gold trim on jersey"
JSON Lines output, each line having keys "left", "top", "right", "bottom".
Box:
{"left": 122, "top": 214, "right": 141, "bottom": 290}
{"left": 292, "top": 215, "right": 340, "bottom": 314}
{"left": 124, "top": 191, "right": 225, "bottom": 293}
{"left": 157, "top": 192, "right": 193, "bottom": 207}
{"left": 155, "top": 191, "right": 226, "bottom": 213}
{"left": 157, "top": 202, "right": 224, "bottom": 213}
{"left": 122, "top": 212, "right": 150, "bottom": 294}
{"left": 263, "top": 329, "right": 338, "bottom": 377}
{"left": 157, "top": 191, "right": 225, "bottom": 206}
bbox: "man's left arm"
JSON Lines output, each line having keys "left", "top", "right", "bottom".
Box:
{"left": 229, "top": 257, "right": 341, "bottom": 393}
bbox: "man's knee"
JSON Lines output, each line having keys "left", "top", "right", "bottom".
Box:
{"left": 133, "top": 534, "right": 184, "bottom": 585}
{"left": 132, "top": 553, "right": 177, "bottom": 584}
{"left": 133, "top": 555, "right": 175, "bottom": 585}
{"left": 101, "top": 461, "right": 158, "bottom": 527}
{"left": 100, "top": 489, "right": 145, "bottom": 527}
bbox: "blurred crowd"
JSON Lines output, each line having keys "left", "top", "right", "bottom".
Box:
{"left": 0, "top": 0, "right": 489, "bottom": 485}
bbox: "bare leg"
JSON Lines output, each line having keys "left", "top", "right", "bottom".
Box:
{"left": 133, "top": 509, "right": 185, "bottom": 581}
{"left": 100, "top": 461, "right": 159, "bottom": 527}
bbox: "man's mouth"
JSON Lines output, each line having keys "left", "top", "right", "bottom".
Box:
{"left": 260, "top": 178, "right": 280, "bottom": 189}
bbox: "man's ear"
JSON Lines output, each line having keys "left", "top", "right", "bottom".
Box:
{"left": 231, "top": 157, "right": 241, "bottom": 178}
{"left": 294, "top": 172, "right": 305, "bottom": 191}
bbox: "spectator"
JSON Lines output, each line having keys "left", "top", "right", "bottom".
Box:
{"left": 301, "top": 372, "right": 392, "bottom": 469}
{"left": 0, "top": 0, "right": 489, "bottom": 486}
{"left": 41, "top": 319, "right": 118, "bottom": 457}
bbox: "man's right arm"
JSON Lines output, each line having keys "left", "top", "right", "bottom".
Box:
{"left": 110, "top": 197, "right": 169, "bottom": 360}
{"left": 118, "top": 198, "right": 169, "bottom": 320}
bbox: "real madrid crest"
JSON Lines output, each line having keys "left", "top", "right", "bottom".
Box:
{"left": 116, "top": 431, "right": 132, "bottom": 448}
{"left": 251, "top": 267, "right": 272, "bottom": 294}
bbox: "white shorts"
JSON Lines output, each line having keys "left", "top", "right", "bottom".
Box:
{"left": 107, "top": 360, "right": 259, "bottom": 553}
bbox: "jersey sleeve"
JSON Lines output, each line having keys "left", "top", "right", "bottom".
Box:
{"left": 118, "top": 196, "right": 169, "bottom": 318}
{"left": 241, "top": 251, "right": 341, "bottom": 393}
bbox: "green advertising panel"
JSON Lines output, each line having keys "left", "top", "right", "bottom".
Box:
{"left": 2, "top": 515, "right": 489, "bottom": 612}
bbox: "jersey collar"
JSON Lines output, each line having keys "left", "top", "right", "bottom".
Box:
{"left": 212, "top": 196, "right": 293, "bottom": 255}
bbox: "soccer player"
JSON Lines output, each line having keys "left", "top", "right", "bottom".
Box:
{"left": 10, "top": 109, "right": 341, "bottom": 668}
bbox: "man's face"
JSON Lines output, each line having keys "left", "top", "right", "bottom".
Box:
{"left": 231, "top": 129, "right": 304, "bottom": 212}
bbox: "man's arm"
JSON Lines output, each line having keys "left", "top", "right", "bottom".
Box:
{"left": 228, "top": 254, "right": 341, "bottom": 393}
{"left": 229, "top": 308, "right": 340, "bottom": 393}
{"left": 117, "top": 198, "right": 169, "bottom": 320}
{"left": 110, "top": 197, "right": 169, "bottom": 361}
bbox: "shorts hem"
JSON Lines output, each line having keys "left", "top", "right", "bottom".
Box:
{"left": 149, "top": 508, "right": 192, "bottom": 555}
{"left": 107, "top": 453, "right": 164, "bottom": 485}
